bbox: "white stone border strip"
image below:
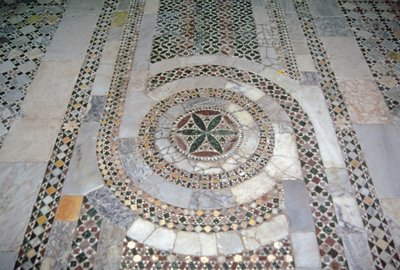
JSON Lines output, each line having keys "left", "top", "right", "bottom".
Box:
{"left": 127, "top": 215, "right": 288, "bottom": 256}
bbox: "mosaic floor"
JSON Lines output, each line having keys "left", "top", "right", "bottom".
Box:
{"left": 0, "top": 0, "right": 400, "bottom": 269}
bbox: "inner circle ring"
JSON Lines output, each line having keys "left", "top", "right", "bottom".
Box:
{"left": 138, "top": 88, "right": 275, "bottom": 189}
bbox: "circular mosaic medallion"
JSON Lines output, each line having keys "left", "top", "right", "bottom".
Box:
{"left": 138, "top": 89, "right": 275, "bottom": 189}
{"left": 171, "top": 108, "right": 243, "bottom": 161}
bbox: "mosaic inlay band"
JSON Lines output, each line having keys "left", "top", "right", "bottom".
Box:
{"left": 14, "top": 0, "right": 119, "bottom": 268}
{"left": 171, "top": 108, "right": 243, "bottom": 161}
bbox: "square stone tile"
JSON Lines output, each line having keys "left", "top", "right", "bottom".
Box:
{"left": 55, "top": 195, "right": 83, "bottom": 221}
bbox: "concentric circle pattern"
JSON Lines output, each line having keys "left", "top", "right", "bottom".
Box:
{"left": 138, "top": 88, "right": 275, "bottom": 189}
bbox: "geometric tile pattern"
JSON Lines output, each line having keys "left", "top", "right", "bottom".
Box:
{"left": 292, "top": 0, "right": 400, "bottom": 268}
{"left": 0, "top": 0, "right": 67, "bottom": 147}
{"left": 67, "top": 199, "right": 102, "bottom": 269}
{"left": 264, "top": 0, "right": 301, "bottom": 81}
{"left": 138, "top": 89, "right": 275, "bottom": 189}
{"left": 150, "top": 0, "right": 261, "bottom": 63}
{"left": 338, "top": 0, "right": 400, "bottom": 113}
{"left": 145, "top": 65, "right": 348, "bottom": 268}
{"left": 101, "top": 89, "right": 284, "bottom": 232}
{"left": 171, "top": 108, "right": 243, "bottom": 161}
{"left": 120, "top": 236, "right": 294, "bottom": 269}
{"left": 14, "top": 0, "right": 119, "bottom": 268}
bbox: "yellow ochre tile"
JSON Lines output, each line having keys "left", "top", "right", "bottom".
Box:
{"left": 55, "top": 195, "right": 83, "bottom": 221}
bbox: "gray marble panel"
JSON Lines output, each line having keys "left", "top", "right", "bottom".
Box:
{"left": 280, "top": 0, "right": 295, "bottom": 13}
{"left": 283, "top": 180, "right": 315, "bottom": 232}
{"left": 325, "top": 168, "right": 353, "bottom": 198}
{"left": 119, "top": 91, "right": 156, "bottom": 138}
{"left": 117, "top": 137, "right": 152, "bottom": 183}
{"left": 44, "top": 13, "right": 100, "bottom": 61}
{"left": 43, "top": 221, "right": 76, "bottom": 269}
{"left": 86, "top": 186, "right": 136, "bottom": 229}
{"left": 83, "top": 95, "right": 107, "bottom": 122}
{"left": 63, "top": 122, "right": 104, "bottom": 195}
{"left": 189, "top": 189, "right": 236, "bottom": 210}
{"left": 315, "top": 17, "right": 352, "bottom": 37}
{"left": 0, "top": 252, "right": 17, "bottom": 270}
{"left": 291, "top": 232, "right": 321, "bottom": 268}
{"left": 217, "top": 231, "right": 243, "bottom": 255}
{"left": 93, "top": 219, "right": 126, "bottom": 270}
{"left": 307, "top": 0, "right": 342, "bottom": 17}
{"left": 64, "top": 0, "right": 106, "bottom": 16}
{"left": 0, "top": 118, "right": 62, "bottom": 162}
{"left": 300, "top": 71, "right": 319, "bottom": 86}
{"left": 21, "top": 60, "right": 82, "bottom": 119}
{"left": 354, "top": 123, "right": 400, "bottom": 197}
{"left": 133, "top": 15, "right": 157, "bottom": 71}
{"left": 0, "top": 162, "right": 46, "bottom": 251}
{"left": 341, "top": 232, "right": 374, "bottom": 270}
{"left": 322, "top": 37, "right": 373, "bottom": 80}
{"left": 118, "top": 0, "right": 131, "bottom": 10}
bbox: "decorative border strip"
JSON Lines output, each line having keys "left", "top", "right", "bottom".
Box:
{"left": 337, "top": 0, "right": 399, "bottom": 112}
{"left": 14, "top": 0, "right": 119, "bottom": 268}
{"left": 292, "top": 0, "right": 400, "bottom": 268}
{"left": 264, "top": 0, "right": 301, "bottom": 81}
{"left": 120, "top": 236, "right": 294, "bottom": 269}
{"left": 67, "top": 198, "right": 103, "bottom": 269}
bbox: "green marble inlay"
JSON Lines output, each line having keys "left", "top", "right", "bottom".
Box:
{"left": 172, "top": 108, "right": 242, "bottom": 160}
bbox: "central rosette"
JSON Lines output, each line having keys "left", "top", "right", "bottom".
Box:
{"left": 171, "top": 108, "right": 243, "bottom": 161}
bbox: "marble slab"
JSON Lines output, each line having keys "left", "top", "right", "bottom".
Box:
{"left": 86, "top": 187, "right": 136, "bottom": 229}
{"left": 44, "top": 13, "right": 100, "bottom": 61}
{"left": 341, "top": 232, "right": 374, "bottom": 270}
{"left": 315, "top": 17, "right": 352, "bottom": 37}
{"left": 291, "top": 232, "right": 321, "bottom": 268}
{"left": 63, "top": 122, "right": 104, "bottom": 195}
{"left": 0, "top": 162, "right": 46, "bottom": 251}
{"left": 0, "top": 251, "right": 17, "bottom": 270}
{"left": 21, "top": 60, "right": 82, "bottom": 119}
{"left": 307, "top": 0, "right": 342, "bottom": 17}
{"left": 354, "top": 123, "right": 400, "bottom": 198}
{"left": 94, "top": 219, "right": 126, "bottom": 270}
{"left": 42, "top": 221, "right": 77, "bottom": 269}
{"left": 338, "top": 79, "right": 390, "bottom": 124}
{"left": 283, "top": 180, "right": 315, "bottom": 232}
{"left": 0, "top": 118, "right": 62, "bottom": 162}
{"left": 322, "top": 37, "right": 373, "bottom": 80}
